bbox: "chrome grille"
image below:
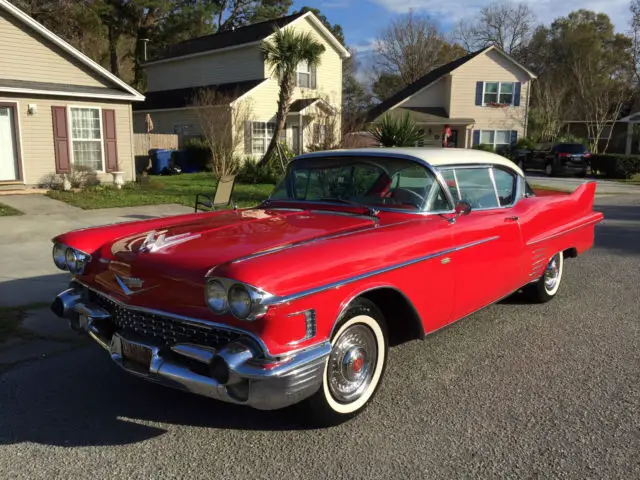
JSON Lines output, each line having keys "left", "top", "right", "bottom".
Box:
{"left": 89, "top": 291, "right": 240, "bottom": 349}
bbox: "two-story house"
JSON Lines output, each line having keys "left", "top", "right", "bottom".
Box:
{"left": 133, "top": 11, "right": 349, "bottom": 159}
{"left": 0, "top": 0, "right": 144, "bottom": 188}
{"left": 366, "top": 46, "right": 537, "bottom": 151}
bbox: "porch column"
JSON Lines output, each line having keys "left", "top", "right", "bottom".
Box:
{"left": 626, "top": 122, "right": 633, "bottom": 156}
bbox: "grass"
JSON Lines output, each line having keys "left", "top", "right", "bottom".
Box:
{"left": 0, "top": 202, "right": 22, "bottom": 216}
{"left": 47, "top": 172, "right": 275, "bottom": 210}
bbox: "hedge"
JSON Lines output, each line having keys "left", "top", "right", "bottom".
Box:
{"left": 589, "top": 154, "right": 640, "bottom": 179}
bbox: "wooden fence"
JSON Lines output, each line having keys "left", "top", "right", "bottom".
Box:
{"left": 133, "top": 133, "right": 179, "bottom": 156}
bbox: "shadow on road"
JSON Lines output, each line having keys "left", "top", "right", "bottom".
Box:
{"left": 593, "top": 202, "right": 640, "bottom": 256}
{"left": 0, "top": 347, "right": 316, "bottom": 448}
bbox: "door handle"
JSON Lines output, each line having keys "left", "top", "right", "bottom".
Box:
{"left": 505, "top": 216, "right": 519, "bottom": 222}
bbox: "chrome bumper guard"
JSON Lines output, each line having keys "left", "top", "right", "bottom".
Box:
{"left": 52, "top": 287, "right": 330, "bottom": 410}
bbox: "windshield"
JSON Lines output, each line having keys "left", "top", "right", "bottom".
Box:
{"left": 269, "top": 155, "right": 449, "bottom": 212}
{"left": 556, "top": 143, "right": 588, "bottom": 154}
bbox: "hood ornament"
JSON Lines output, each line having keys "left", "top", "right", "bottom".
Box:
{"left": 138, "top": 230, "right": 201, "bottom": 253}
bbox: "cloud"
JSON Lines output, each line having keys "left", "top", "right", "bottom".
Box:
{"left": 369, "top": 0, "right": 631, "bottom": 31}
{"left": 320, "top": 1, "right": 349, "bottom": 7}
{"left": 351, "top": 38, "right": 380, "bottom": 54}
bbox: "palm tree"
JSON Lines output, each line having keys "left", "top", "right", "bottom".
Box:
{"left": 258, "top": 28, "right": 325, "bottom": 167}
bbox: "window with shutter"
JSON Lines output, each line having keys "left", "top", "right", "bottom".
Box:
{"left": 69, "top": 107, "right": 104, "bottom": 171}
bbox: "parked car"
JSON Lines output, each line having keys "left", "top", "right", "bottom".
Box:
{"left": 50, "top": 148, "right": 603, "bottom": 425}
{"left": 516, "top": 143, "right": 591, "bottom": 177}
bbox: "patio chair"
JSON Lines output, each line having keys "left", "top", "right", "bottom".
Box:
{"left": 194, "top": 175, "right": 237, "bottom": 212}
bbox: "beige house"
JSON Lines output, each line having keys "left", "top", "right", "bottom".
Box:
{"left": 0, "top": 0, "right": 143, "bottom": 188}
{"left": 367, "top": 46, "right": 537, "bottom": 151}
{"left": 133, "top": 11, "right": 349, "bottom": 158}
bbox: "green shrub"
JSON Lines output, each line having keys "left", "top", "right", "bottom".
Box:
{"left": 515, "top": 138, "right": 536, "bottom": 150}
{"left": 590, "top": 154, "right": 640, "bottom": 179}
{"left": 472, "top": 143, "right": 495, "bottom": 152}
{"left": 369, "top": 112, "right": 423, "bottom": 147}
{"left": 183, "top": 138, "right": 212, "bottom": 171}
{"left": 236, "top": 158, "right": 282, "bottom": 184}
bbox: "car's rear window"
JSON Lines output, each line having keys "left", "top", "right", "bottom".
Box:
{"left": 556, "top": 143, "right": 588, "bottom": 153}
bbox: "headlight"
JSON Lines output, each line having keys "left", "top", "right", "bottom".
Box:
{"left": 228, "top": 284, "right": 252, "bottom": 319}
{"left": 65, "top": 247, "right": 90, "bottom": 274}
{"left": 52, "top": 243, "right": 90, "bottom": 274}
{"left": 205, "top": 277, "right": 272, "bottom": 320}
{"left": 205, "top": 280, "right": 228, "bottom": 314}
{"left": 52, "top": 243, "right": 68, "bottom": 270}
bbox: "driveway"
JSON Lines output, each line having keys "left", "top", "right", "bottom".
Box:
{"left": 0, "top": 194, "right": 639, "bottom": 478}
{"left": 526, "top": 172, "right": 640, "bottom": 195}
{"left": 0, "top": 195, "right": 191, "bottom": 307}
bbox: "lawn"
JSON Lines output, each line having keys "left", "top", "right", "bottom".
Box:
{"left": 47, "top": 173, "right": 275, "bottom": 210}
{"left": 0, "top": 202, "right": 22, "bottom": 216}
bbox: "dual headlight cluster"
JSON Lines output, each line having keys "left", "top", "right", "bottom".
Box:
{"left": 205, "top": 278, "right": 270, "bottom": 321}
{"left": 52, "top": 243, "right": 91, "bottom": 275}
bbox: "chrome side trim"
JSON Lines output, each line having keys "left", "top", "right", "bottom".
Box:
{"left": 527, "top": 217, "right": 602, "bottom": 246}
{"left": 229, "top": 220, "right": 416, "bottom": 265}
{"left": 266, "top": 236, "right": 500, "bottom": 306}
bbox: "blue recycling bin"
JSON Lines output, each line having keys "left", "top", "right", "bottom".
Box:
{"left": 150, "top": 149, "right": 172, "bottom": 174}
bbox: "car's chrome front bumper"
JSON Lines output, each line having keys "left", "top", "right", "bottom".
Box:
{"left": 51, "top": 286, "right": 330, "bottom": 410}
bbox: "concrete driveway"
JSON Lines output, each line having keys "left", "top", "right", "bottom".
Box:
{"left": 0, "top": 195, "right": 192, "bottom": 307}
{"left": 0, "top": 194, "right": 639, "bottom": 478}
{"left": 526, "top": 172, "right": 640, "bottom": 195}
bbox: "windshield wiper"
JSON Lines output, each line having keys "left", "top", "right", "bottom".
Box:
{"left": 318, "top": 198, "right": 380, "bottom": 218}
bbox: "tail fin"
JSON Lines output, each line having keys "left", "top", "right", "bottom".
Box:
{"left": 570, "top": 181, "right": 597, "bottom": 212}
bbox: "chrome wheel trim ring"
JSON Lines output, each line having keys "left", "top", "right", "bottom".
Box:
{"left": 327, "top": 324, "right": 377, "bottom": 404}
{"left": 544, "top": 254, "right": 561, "bottom": 293}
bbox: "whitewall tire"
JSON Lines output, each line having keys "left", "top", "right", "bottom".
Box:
{"left": 302, "top": 298, "right": 388, "bottom": 425}
{"left": 526, "top": 252, "right": 564, "bottom": 303}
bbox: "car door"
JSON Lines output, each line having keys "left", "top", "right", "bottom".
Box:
{"left": 440, "top": 167, "right": 524, "bottom": 320}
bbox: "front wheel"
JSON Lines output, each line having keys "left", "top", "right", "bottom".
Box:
{"left": 301, "top": 298, "right": 388, "bottom": 426}
{"left": 525, "top": 252, "right": 564, "bottom": 303}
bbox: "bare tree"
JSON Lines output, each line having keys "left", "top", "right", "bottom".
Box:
{"left": 630, "top": 0, "right": 640, "bottom": 85}
{"left": 527, "top": 78, "right": 568, "bottom": 142}
{"left": 454, "top": 0, "right": 536, "bottom": 57}
{"left": 375, "top": 10, "right": 449, "bottom": 85}
{"left": 191, "top": 88, "right": 253, "bottom": 178}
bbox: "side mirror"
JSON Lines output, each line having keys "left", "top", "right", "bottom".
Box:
{"left": 448, "top": 200, "right": 472, "bottom": 224}
{"left": 455, "top": 200, "right": 472, "bottom": 216}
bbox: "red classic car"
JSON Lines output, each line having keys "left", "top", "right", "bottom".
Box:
{"left": 50, "top": 148, "right": 603, "bottom": 424}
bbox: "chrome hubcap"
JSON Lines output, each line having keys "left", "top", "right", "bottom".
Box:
{"left": 328, "top": 324, "right": 377, "bottom": 404}
{"left": 544, "top": 255, "right": 560, "bottom": 291}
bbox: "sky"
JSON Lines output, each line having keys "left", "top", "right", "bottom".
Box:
{"left": 291, "top": 0, "right": 632, "bottom": 58}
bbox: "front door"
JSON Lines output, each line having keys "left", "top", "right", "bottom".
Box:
{"left": 0, "top": 105, "right": 19, "bottom": 182}
{"left": 440, "top": 166, "right": 524, "bottom": 319}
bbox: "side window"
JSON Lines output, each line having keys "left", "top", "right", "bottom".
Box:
{"left": 440, "top": 170, "right": 461, "bottom": 202}
{"left": 455, "top": 168, "right": 499, "bottom": 209}
{"left": 390, "top": 164, "right": 434, "bottom": 202}
{"left": 492, "top": 168, "right": 517, "bottom": 206}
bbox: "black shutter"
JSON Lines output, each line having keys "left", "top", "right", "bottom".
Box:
{"left": 513, "top": 82, "right": 522, "bottom": 106}
{"left": 475, "top": 82, "right": 484, "bottom": 106}
{"left": 473, "top": 130, "right": 480, "bottom": 146}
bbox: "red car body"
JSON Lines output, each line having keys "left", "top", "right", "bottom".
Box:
{"left": 50, "top": 148, "right": 603, "bottom": 421}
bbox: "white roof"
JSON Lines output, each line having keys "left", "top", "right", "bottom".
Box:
{"left": 296, "top": 147, "right": 525, "bottom": 177}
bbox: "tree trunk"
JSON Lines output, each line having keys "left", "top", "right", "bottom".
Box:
{"left": 259, "top": 76, "right": 294, "bottom": 168}
{"left": 107, "top": 24, "right": 120, "bottom": 76}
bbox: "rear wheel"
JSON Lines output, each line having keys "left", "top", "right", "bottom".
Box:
{"left": 544, "top": 163, "right": 554, "bottom": 176}
{"left": 302, "top": 298, "right": 388, "bottom": 426}
{"left": 525, "top": 252, "right": 564, "bottom": 303}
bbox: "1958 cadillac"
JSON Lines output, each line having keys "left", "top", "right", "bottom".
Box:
{"left": 50, "top": 148, "right": 603, "bottom": 424}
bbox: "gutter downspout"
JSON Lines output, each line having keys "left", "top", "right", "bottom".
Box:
{"left": 524, "top": 79, "right": 532, "bottom": 139}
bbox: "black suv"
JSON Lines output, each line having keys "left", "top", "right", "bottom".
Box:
{"left": 516, "top": 143, "right": 591, "bottom": 177}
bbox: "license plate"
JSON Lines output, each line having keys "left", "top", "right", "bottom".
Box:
{"left": 121, "top": 340, "right": 152, "bottom": 366}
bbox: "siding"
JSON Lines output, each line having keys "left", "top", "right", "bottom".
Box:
{"left": 399, "top": 77, "right": 448, "bottom": 109}
{"left": 0, "top": 94, "right": 135, "bottom": 185}
{"left": 0, "top": 12, "right": 111, "bottom": 88}
{"left": 449, "top": 49, "right": 531, "bottom": 146}
{"left": 145, "top": 45, "right": 265, "bottom": 92}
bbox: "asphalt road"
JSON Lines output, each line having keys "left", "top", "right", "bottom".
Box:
{"left": 1, "top": 195, "right": 639, "bottom": 479}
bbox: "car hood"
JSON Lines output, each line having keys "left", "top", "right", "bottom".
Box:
{"left": 104, "top": 208, "right": 377, "bottom": 279}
